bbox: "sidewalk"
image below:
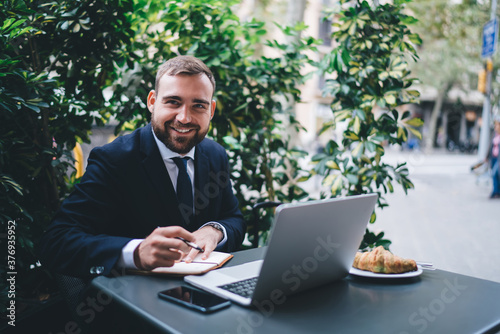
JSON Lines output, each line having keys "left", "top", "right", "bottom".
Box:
{"left": 372, "top": 148, "right": 500, "bottom": 283}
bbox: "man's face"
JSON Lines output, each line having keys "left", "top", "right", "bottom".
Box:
{"left": 148, "top": 73, "right": 215, "bottom": 154}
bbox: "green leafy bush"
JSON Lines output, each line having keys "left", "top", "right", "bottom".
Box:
{"left": 0, "top": 0, "right": 135, "bottom": 302}
{"left": 312, "top": 0, "right": 422, "bottom": 250}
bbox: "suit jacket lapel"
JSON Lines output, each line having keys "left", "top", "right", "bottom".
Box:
{"left": 139, "top": 124, "right": 188, "bottom": 228}
{"left": 194, "top": 144, "right": 210, "bottom": 226}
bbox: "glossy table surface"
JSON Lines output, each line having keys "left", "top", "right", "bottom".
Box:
{"left": 91, "top": 247, "right": 500, "bottom": 334}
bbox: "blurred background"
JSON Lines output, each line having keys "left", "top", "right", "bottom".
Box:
{"left": 1, "top": 0, "right": 500, "bottom": 332}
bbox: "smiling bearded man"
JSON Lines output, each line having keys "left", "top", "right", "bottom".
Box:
{"left": 38, "top": 56, "right": 245, "bottom": 279}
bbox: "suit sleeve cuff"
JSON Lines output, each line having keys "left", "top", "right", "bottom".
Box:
{"left": 116, "top": 239, "right": 144, "bottom": 269}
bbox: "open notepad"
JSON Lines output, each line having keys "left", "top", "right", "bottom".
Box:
{"left": 128, "top": 251, "right": 233, "bottom": 276}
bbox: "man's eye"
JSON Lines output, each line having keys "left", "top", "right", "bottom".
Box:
{"left": 165, "top": 100, "right": 180, "bottom": 105}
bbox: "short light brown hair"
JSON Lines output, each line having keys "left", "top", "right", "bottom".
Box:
{"left": 155, "top": 56, "right": 216, "bottom": 95}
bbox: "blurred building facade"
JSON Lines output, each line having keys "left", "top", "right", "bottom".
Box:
{"left": 292, "top": 0, "right": 486, "bottom": 153}
{"left": 85, "top": 0, "right": 486, "bottom": 158}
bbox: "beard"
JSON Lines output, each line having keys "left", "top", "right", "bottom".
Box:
{"left": 152, "top": 116, "right": 208, "bottom": 155}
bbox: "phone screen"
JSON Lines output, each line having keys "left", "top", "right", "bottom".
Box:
{"left": 158, "top": 286, "right": 231, "bottom": 313}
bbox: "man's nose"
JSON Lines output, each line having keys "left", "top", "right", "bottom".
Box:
{"left": 176, "top": 106, "right": 191, "bottom": 124}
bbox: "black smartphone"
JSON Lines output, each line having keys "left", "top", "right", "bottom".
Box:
{"left": 158, "top": 285, "right": 231, "bottom": 313}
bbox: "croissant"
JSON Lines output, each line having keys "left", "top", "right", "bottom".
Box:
{"left": 353, "top": 246, "right": 417, "bottom": 274}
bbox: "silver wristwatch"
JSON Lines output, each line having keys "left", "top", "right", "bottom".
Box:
{"left": 205, "top": 222, "right": 224, "bottom": 234}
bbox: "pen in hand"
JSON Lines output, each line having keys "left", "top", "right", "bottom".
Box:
{"left": 175, "top": 237, "right": 204, "bottom": 253}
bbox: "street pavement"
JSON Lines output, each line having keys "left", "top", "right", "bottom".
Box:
{"left": 371, "top": 148, "right": 500, "bottom": 283}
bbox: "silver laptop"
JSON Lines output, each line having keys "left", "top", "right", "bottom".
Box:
{"left": 184, "top": 193, "right": 378, "bottom": 307}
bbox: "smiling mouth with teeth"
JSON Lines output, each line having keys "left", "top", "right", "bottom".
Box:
{"left": 173, "top": 127, "right": 194, "bottom": 133}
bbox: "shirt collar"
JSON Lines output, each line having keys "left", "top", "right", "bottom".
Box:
{"left": 152, "top": 128, "right": 195, "bottom": 161}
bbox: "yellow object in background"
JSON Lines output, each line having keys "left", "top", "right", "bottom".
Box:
{"left": 73, "top": 143, "right": 84, "bottom": 178}
{"left": 478, "top": 69, "right": 487, "bottom": 93}
{"left": 71, "top": 134, "right": 117, "bottom": 178}
{"left": 486, "top": 59, "right": 494, "bottom": 72}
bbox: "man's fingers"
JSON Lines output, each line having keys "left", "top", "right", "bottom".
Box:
{"left": 184, "top": 248, "right": 200, "bottom": 263}
{"left": 148, "top": 233, "right": 187, "bottom": 252}
{"left": 200, "top": 244, "right": 216, "bottom": 260}
{"left": 151, "top": 248, "right": 187, "bottom": 269}
{"left": 190, "top": 227, "right": 220, "bottom": 260}
{"left": 135, "top": 230, "right": 193, "bottom": 270}
{"left": 139, "top": 225, "right": 220, "bottom": 269}
{"left": 151, "top": 228, "right": 193, "bottom": 253}
{"left": 155, "top": 226, "right": 194, "bottom": 241}
{"left": 157, "top": 249, "right": 184, "bottom": 265}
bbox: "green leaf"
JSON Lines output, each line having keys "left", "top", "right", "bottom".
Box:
{"left": 325, "top": 160, "right": 340, "bottom": 170}
{"left": 334, "top": 110, "right": 351, "bottom": 122}
{"left": 318, "top": 121, "right": 334, "bottom": 135}
{"left": 404, "top": 118, "right": 423, "bottom": 127}
{"left": 405, "top": 90, "right": 420, "bottom": 97}
{"left": 401, "top": 16, "right": 418, "bottom": 25}
{"left": 1, "top": 176, "right": 24, "bottom": 196}
{"left": 344, "top": 131, "right": 359, "bottom": 140}
{"left": 397, "top": 127, "right": 407, "bottom": 141}
{"left": 2, "top": 18, "right": 26, "bottom": 32}
{"left": 229, "top": 120, "right": 240, "bottom": 138}
{"left": 408, "top": 33, "right": 422, "bottom": 45}
{"left": 296, "top": 175, "right": 311, "bottom": 183}
{"left": 388, "top": 70, "right": 403, "bottom": 78}
{"left": 365, "top": 141, "right": 376, "bottom": 152}
{"left": 340, "top": 48, "right": 351, "bottom": 65}
{"left": 331, "top": 175, "right": 343, "bottom": 194}
{"left": 22, "top": 103, "right": 40, "bottom": 113}
{"left": 407, "top": 126, "right": 422, "bottom": 140}
{"left": 351, "top": 142, "right": 364, "bottom": 157}
{"left": 323, "top": 174, "right": 336, "bottom": 187}
{"left": 349, "top": 67, "right": 360, "bottom": 75}
{"left": 348, "top": 21, "right": 357, "bottom": 35}
{"left": 353, "top": 116, "right": 361, "bottom": 134}
{"left": 387, "top": 180, "right": 394, "bottom": 193}
{"left": 26, "top": 99, "right": 49, "bottom": 108}
{"left": 385, "top": 95, "right": 396, "bottom": 105}
{"left": 346, "top": 173, "right": 358, "bottom": 185}
{"left": 379, "top": 72, "right": 389, "bottom": 80}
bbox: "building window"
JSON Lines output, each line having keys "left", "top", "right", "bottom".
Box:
{"left": 318, "top": 16, "right": 332, "bottom": 46}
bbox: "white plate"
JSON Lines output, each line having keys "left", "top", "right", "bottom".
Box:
{"left": 349, "top": 265, "right": 423, "bottom": 278}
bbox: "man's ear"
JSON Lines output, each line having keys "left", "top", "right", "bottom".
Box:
{"left": 210, "top": 100, "right": 216, "bottom": 119}
{"left": 147, "top": 90, "right": 156, "bottom": 113}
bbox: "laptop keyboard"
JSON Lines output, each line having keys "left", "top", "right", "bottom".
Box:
{"left": 218, "top": 277, "right": 258, "bottom": 298}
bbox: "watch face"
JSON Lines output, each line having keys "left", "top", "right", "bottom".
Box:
{"left": 206, "top": 223, "right": 224, "bottom": 239}
{"left": 209, "top": 223, "right": 222, "bottom": 231}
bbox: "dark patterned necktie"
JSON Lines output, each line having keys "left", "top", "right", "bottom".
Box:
{"left": 172, "top": 157, "right": 194, "bottom": 224}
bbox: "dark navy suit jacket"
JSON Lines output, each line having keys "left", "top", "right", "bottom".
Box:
{"left": 38, "top": 124, "right": 245, "bottom": 278}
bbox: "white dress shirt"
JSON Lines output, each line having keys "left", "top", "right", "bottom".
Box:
{"left": 116, "top": 130, "right": 227, "bottom": 269}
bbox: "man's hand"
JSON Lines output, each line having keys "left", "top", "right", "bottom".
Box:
{"left": 184, "top": 225, "right": 223, "bottom": 263}
{"left": 134, "top": 226, "right": 194, "bottom": 270}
